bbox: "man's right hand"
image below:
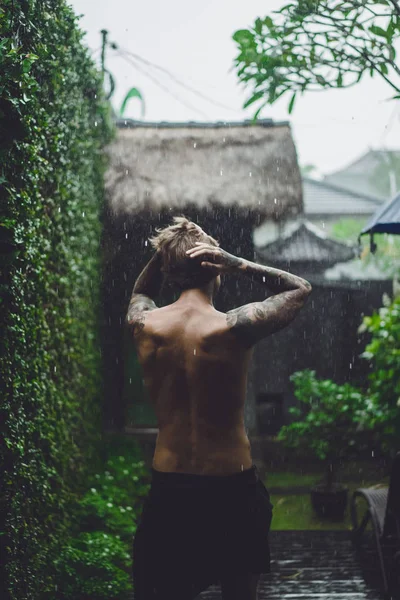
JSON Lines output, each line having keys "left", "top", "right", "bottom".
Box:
{"left": 186, "top": 243, "right": 244, "bottom": 275}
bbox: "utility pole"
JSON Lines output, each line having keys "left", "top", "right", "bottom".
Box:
{"left": 100, "top": 29, "right": 108, "bottom": 83}
{"left": 100, "top": 29, "right": 116, "bottom": 100}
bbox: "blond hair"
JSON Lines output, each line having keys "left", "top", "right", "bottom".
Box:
{"left": 149, "top": 216, "right": 219, "bottom": 290}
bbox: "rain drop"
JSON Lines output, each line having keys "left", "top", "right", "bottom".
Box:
{"left": 82, "top": 212, "right": 85, "bottom": 217}
{"left": 125, "top": 233, "right": 128, "bottom": 239}
{"left": 145, "top": 240, "right": 148, "bottom": 246}
{"left": 274, "top": 198, "right": 277, "bottom": 204}
{"left": 193, "top": 142, "right": 197, "bottom": 148}
{"left": 193, "top": 348, "right": 196, "bottom": 355}
{"left": 220, "top": 169, "right": 223, "bottom": 176}
{"left": 94, "top": 120, "right": 98, "bottom": 127}
{"left": 249, "top": 172, "right": 252, "bottom": 177}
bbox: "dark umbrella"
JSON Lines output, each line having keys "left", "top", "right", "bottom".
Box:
{"left": 359, "top": 192, "right": 400, "bottom": 253}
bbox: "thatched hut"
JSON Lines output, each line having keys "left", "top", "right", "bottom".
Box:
{"left": 101, "top": 119, "right": 303, "bottom": 438}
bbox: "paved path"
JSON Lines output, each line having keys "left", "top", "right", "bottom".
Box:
{"left": 197, "top": 530, "right": 385, "bottom": 600}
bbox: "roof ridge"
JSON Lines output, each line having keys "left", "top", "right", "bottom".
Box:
{"left": 115, "top": 118, "right": 290, "bottom": 128}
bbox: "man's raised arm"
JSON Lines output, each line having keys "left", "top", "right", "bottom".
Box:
{"left": 225, "top": 257, "right": 312, "bottom": 345}
{"left": 186, "top": 242, "right": 312, "bottom": 346}
{"left": 125, "top": 251, "right": 163, "bottom": 335}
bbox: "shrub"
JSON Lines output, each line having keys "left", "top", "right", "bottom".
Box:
{"left": 55, "top": 441, "right": 151, "bottom": 600}
{"left": 0, "top": 1, "right": 113, "bottom": 598}
{"left": 359, "top": 293, "right": 400, "bottom": 453}
{"left": 54, "top": 532, "right": 131, "bottom": 600}
{"left": 277, "top": 370, "right": 374, "bottom": 488}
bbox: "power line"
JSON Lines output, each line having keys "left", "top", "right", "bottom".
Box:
{"left": 117, "top": 45, "right": 241, "bottom": 114}
{"left": 116, "top": 49, "right": 210, "bottom": 119}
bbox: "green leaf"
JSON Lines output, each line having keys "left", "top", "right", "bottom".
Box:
{"left": 232, "top": 29, "right": 255, "bottom": 46}
{"left": 120, "top": 87, "right": 145, "bottom": 118}
{"left": 254, "top": 18, "right": 263, "bottom": 35}
{"left": 263, "top": 16, "right": 274, "bottom": 29}
{"left": 287, "top": 92, "right": 297, "bottom": 114}
{"left": 243, "top": 90, "right": 265, "bottom": 108}
{"left": 252, "top": 100, "right": 268, "bottom": 121}
{"left": 369, "top": 25, "right": 388, "bottom": 38}
{"left": 22, "top": 58, "right": 33, "bottom": 73}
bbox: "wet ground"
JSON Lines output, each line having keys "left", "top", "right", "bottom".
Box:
{"left": 197, "top": 530, "right": 387, "bottom": 599}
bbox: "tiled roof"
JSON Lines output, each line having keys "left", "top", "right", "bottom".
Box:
{"left": 256, "top": 220, "right": 357, "bottom": 265}
{"left": 323, "top": 149, "right": 400, "bottom": 201}
{"left": 303, "top": 177, "right": 382, "bottom": 216}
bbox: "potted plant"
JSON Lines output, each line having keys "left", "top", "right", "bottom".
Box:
{"left": 277, "top": 370, "right": 373, "bottom": 519}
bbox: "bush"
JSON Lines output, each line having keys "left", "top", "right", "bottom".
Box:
{"left": 75, "top": 454, "right": 151, "bottom": 541}
{"left": 277, "top": 370, "right": 374, "bottom": 488}
{"left": 359, "top": 293, "right": 400, "bottom": 453}
{"left": 54, "top": 532, "right": 132, "bottom": 600}
{"left": 0, "top": 2, "right": 113, "bottom": 598}
{"left": 54, "top": 441, "right": 151, "bottom": 600}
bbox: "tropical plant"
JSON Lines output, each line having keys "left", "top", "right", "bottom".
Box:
{"left": 232, "top": 0, "right": 400, "bottom": 116}
{"left": 277, "top": 370, "right": 375, "bottom": 489}
{"left": 358, "top": 293, "right": 400, "bottom": 453}
{"left": 119, "top": 87, "right": 145, "bottom": 118}
{"left": 55, "top": 441, "right": 152, "bottom": 599}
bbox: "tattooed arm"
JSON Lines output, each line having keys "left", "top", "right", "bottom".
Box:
{"left": 125, "top": 251, "right": 163, "bottom": 336}
{"left": 186, "top": 242, "right": 312, "bottom": 347}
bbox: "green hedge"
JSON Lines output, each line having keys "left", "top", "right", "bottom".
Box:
{"left": 0, "top": 2, "right": 113, "bottom": 598}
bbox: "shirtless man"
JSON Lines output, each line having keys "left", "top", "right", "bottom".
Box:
{"left": 126, "top": 216, "right": 312, "bottom": 600}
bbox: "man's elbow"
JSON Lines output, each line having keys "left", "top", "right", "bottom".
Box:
{"left": 298, "top": 278, "right": 312, "bottom": 296}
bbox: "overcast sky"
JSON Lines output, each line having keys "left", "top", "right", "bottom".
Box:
{"left": 69, "top": 0, "right": 400, "bottom": 174}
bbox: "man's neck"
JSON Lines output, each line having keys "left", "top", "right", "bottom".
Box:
{"left": 176, "top": 284, "right": 215, "bottom": 307}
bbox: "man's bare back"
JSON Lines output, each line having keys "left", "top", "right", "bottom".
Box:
{"left": 134, "top": 300, "right": 254, "bottom": 475}
{"left": 127, "top": 234, "right": 312, "bottom": 477}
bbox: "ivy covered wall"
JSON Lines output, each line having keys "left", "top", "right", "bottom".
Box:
{"left": 0, "top": 1, "right": 113, "bottom": 598}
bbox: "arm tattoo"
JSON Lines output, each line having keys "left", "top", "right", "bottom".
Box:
{"left": 125, "top": 293, "right": 157, "bottom": 336}
{"left": 238, "top": 258, "right": 312, "bottom": 294}
{"left": 226, "top": 289, "right": 310, "bottom": 346}
{"left": 125, "top": 251, "right": 161, "bottom": 337}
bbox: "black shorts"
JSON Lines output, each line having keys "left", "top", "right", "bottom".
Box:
{"left": 132, "top": 464, "right": 273, "bottom": 599}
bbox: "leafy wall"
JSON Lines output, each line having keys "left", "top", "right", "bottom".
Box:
{"left": 0, "top": 1, "right": 113, "bottom": 598}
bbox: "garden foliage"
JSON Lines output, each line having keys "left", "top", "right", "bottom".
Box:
{"left": 359, "top": 293, "right": 400, "bottom": 451}
{"left": 0, "top": 1, "right": 113, "bottom": 598}
{"left": 54, "top": 438, "right": 151, "bottom": 600}
{"left": 232, "top": 0, "right": 400, "bottom": 117}
{"left": 278, "top": 294, "right": 400, "bottom": 479}
{"left": 277, "top": 370, "right": 374, "bottom": 487}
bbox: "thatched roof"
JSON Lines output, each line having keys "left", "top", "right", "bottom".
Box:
{"left": 105, "top": 119, "right": 303, "bottom": 219}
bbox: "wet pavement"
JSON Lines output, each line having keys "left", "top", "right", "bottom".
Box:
{"left": 197, "top": 530, "right": 385, "bottom": 599}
